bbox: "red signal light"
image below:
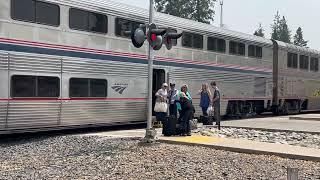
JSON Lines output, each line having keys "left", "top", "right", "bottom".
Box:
{"left": 151, "top": 34, "right": 157, "bottom": 41}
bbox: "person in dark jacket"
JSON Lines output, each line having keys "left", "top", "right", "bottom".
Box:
{"left": 211, "top": 81, "right": 221, "bottom": 127}
{"left": 179, "top": 92, "right": 194, "bottom": 136}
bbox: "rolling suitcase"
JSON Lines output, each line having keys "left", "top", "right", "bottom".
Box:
{"left": 202, "top": 116, "right": 214, "bottom": 125}
{"left": 162, "top": 115, "right": 177, "bottom": 136}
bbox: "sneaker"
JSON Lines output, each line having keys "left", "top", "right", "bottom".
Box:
{"left": 187, "top": 133, "right": 191, "bottom": 136}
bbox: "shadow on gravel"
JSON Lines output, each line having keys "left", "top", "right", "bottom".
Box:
{"left": 0, "top": 123, "right": 146, "bottom": 147}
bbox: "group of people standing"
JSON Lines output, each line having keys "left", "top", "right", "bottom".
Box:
{"left": 154, "top": 81, "right": 221, "bottom": 136}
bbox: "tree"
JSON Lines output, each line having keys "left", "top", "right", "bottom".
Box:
{"left": 155, "top": 0, "right": 216, "bottom": 24}
{"left": 254, "top": 23, "right": 265, "bottom": 37}
{"left": 294, "top": 27, "right": 308, "bottom": 47}
{"left": 278, "top": 16, "right": 291, "bottom": 43}
{"left": 271, "top": 11, "right": 281, "bottom": 40}
{"left": 270, "top": 12, "right": 291, "bottom": 43}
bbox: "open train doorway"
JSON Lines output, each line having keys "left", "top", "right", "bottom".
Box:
{"left": 152, "top": 69, "right": 166, "bottom": 116}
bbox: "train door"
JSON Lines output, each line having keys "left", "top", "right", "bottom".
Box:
{"left": 152, "top": 69, "right": 166, "bottom": 116}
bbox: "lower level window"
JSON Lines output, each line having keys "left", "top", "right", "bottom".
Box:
{"left": 69, "top": 78, "right": 107, "bottom": 97}
{"left": 11, "top": 75, "right": 60, "bottom": 97}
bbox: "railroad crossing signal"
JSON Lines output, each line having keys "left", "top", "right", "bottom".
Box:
{"left": 164, "top": 28, "right": 182, "bottom": 50}
{"left": 129, "top": 23, "right": 182, "bottom": 50}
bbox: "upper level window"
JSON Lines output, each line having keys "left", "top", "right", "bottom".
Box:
{"left": 287, "top": 53, "right": 298, "bottom": 69}
{"left": 115, "top": 18, "right": 144, "bottom": 38}
{"left": 69, "top": 8, "right": 108, "bottom": 34}
{"left": 299, "top": 55, "right": 309, "bottom": 70}
{"left": 229, "top": 41, "right": 245, "bottom": 56}
{"left": 310, "top": 57, "right": 319, "bottom": 72}
{"left": 248, "top": 45, "right": 262, "bottom": 58}
{"left": 11, "top": 75, "right": 60, "bottom": 97}
{"left": 11, "top": 0, "right": 60, "bottom": 27}
{"left": 207, "top": 37, "right": 226, "bottom": 53}
{"left": 69, "top": 78, "right": 107, "bottom": 98}
{"left": 182, "top": 32, "right": 203, "bottom": 49}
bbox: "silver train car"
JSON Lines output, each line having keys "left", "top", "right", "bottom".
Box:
{"left": 0, "top": 0, "right": 320, "bottom": 134}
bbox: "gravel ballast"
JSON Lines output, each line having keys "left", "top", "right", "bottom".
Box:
{"left": 195, "top": 127, "right": 320, "bottom": 149}
{"left": 1, "top": 135, "right": 320, "bottom": 179}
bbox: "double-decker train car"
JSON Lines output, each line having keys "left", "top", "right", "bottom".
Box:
{"left": 0, "top": 0, "right": 319, "bottom": 134}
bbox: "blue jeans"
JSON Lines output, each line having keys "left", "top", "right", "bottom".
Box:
{"left": 201, "top": 107, "right": 208, "bottom": 116}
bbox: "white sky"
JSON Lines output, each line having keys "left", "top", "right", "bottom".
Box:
{"left": 116, "top": 0, "right": 320, "bottom": 49}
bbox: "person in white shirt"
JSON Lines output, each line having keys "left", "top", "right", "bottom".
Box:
{"left": 155, "top": 83, "right": 168, "bottom": 121}
{"left": 168, "top": 83, "right": 179, "bottom": 117}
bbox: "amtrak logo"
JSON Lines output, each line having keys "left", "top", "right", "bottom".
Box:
{"left": 112, "top": 83, "right": 128, "bottom": 94}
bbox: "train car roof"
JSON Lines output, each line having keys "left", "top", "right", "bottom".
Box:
{"left": 50, "top": 0, "right": 319, "bottom": 55}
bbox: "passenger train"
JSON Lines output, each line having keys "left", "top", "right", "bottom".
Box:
{"left": 0, "top": 0, "right": 320, "bottom": 134}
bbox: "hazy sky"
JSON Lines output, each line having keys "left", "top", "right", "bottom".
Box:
{"left": 116, "top": 0, "right": 320, "bottom": 49}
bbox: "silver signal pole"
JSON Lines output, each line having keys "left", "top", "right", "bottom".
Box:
{"left": 144, "top": 0, "right": 157, "bottom": 143}
{"left": 220, "top": 0, "right": 224, "bottom": 28}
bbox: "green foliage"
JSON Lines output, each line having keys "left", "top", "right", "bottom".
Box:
{"left": 155, "top": 0, "right": 216, "bottom": 24}
{"left": 271, "top": 11, "right": 291, "bottom": 43}
{"left": 294, "top": 27, "right": 308, "bottom": 47}
{"left": 278, "top": 16, "right": 291, "bottom": 43}
{"left": 253, "top": 23, "right": 265, "bottom": 37}
{"left": 271, "top": 11, "right": 280, "bottom": 40}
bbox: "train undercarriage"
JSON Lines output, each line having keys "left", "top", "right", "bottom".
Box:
{"left": 225, "top": 99, "right": 308, "bottom": 118}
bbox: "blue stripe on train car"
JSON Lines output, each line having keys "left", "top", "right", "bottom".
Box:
{"left": 0, "top": 42, "right": 271, "bottom": 75}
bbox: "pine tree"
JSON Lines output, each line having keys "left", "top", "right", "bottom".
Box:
{"left": 294, "top": 27, "right": 308, "bottom": 47}
{"left": 271, "top": 12, "right": 291, "bottom": 43}
{"left": 271, "top": 11, "right": 281, "bottom": 40}
{"left": 155, "top": 0, "right": 216, "bottom": 24}
{"left": 278, "top": 16, "right": 291, "bottom": 43}
{"left": 254, "top": 23, "right": 265, "bottom": 37}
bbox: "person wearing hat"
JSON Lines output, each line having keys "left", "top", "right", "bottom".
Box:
{"left": 168, "top": 83, "right": 179, "bottom": 117}
{"left": 155, "top": 83, "right": 168, "bottom": 121}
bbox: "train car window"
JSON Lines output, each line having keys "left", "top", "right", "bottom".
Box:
{"left": 35, "top": 1, "right": 60, "bottom": 26}
{"left": 248, "top": 45, "right": 262, "bottom": 58}
{"left": 230, "top": 41, "right": 245, "bottom": 56}
{"left": 182, "top": 32, "right": 193, "bottom": 48}
{"left": 11, "top": 0, "right": 60, "bottom": 27}
{"left": 229, "top": 41, "right": 237, "bottom": 54}
{"left": 193, "top": 34, "right": 203, "bottom": 49}
{"left": 70, "top": 78, "right": 107, "bottom": 98}
{"left": 90, "top": 79, "right": 108, "bottom": 97}
{"left": 287, "top": 53, "right": 298, "bottom": 69}
{"left": 207, "top": 37, "right": 226, "bottom": 53}
{"left": 256, "top": 46, "right": 262, "bottom": 58}
{"left": 238, "top": 43, "right": 245, "bottom": 56}
{"left": 248, "top": 45, "right": 255, "bottom": 57}
{"left": 88, "top": 12, "right": 108, "bottom": 33}
{"left": 69, "top": 78, "right": 89, "bottom": 97}
{"left": 115, "top": 18, "right": 145, "bottom": 38}
{"left": 299, "top": 55, "right": 309, "bottom": 70}
{"left": 37, "top": 76, "right": 60, "bottom": 97}
{"left": 11, "top": 75, "right": 36, "bottom": 97}
{"left": 70, "top": 8, "right": 108, "bottom": 34}
{"left": 182, "top": 32, "right": 203, "bottom": 49}
{"left": 11, "top": 75, "right": 59, "bottom": 97}
{"left": 217, "top": 39, "right": 226, "bottom": 52}
{"left": 11, "top": 0, "right": 35, "bottom": 22}
{"left": 310, "top": 57, "right": 319, "bottom": 72}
